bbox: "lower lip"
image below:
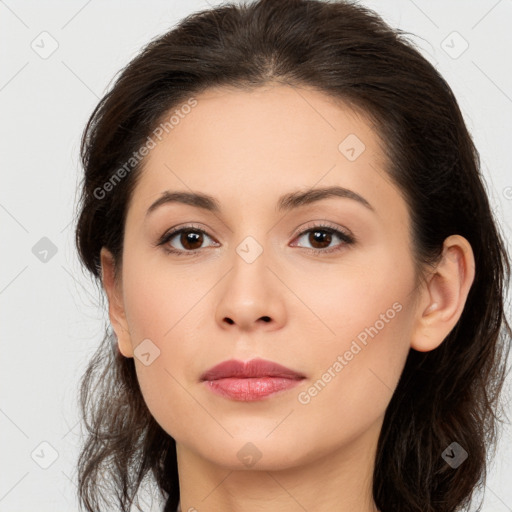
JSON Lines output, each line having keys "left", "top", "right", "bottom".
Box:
{"left": 204, "top": 377, "right": 303, "bottom": 401}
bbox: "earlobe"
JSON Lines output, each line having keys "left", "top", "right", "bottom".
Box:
{"left": 100, "top": 247, "right": 134, "bottom": 358}
{"left": 410, "top": 235, "right": 475, "bottom": 353}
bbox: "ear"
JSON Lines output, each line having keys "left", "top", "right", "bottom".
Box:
{"left": 100, "top": 247, "right": 133, "bottom": 358}
{"left": 411, "top": 235, "right": 475, "bottom": 352}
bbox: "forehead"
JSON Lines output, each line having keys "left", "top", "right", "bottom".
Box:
{"left": 127, "top": 84, "right": 405, "bottom": 225}
{"left": 148, "top": 84, "right": 383, "bottom": 171}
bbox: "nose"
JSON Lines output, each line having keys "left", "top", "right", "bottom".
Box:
{"left": 214, "top": 248, "right": 287, "bottom": 333}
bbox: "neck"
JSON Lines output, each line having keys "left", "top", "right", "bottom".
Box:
{"left": 175, "top": 419, "right": 382, "bottom": 512}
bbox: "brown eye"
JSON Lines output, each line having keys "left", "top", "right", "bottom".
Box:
{"left": 158, "top": 226, "right": 218, "bottom": 256}
{"left": 293, "top": 225, "right": 354, "bottom": 254}
{"left": 307, "top": 230, "right": 333, "bottom": 249}
{"left": 177, "top": 230, "right": 204, "bottom": 251}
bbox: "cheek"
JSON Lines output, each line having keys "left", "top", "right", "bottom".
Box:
{"left": 126, "top": 301, "right": 202, "bottom": 442}
{"left": 292, "top": 252, "right": 416, "bottom": 413}
{"left": 122, "top": 248, "right": 211, "bottom": 343}
{"left": 284, "top": 246, "right": 415, "bottom": 353}
{"left": 120, "top": 257, "right": 213, "bottom": 438}
{"left": 292, "top": 288, "right": 414, "bottom": 458}
{"left": 302, "top": 288, "right": 412, "bottom": 396}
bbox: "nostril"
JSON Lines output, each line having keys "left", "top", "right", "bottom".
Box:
{"left": 260, "top": 316, "right": 271, "bottom": 322}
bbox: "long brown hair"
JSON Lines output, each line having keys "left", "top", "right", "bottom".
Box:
{"left": 74, "top": 1, "right": 512, "bottom": 511}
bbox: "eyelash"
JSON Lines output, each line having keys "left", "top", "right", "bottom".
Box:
{"left": 156, "top": 222, "right": 355, "bottom": 257}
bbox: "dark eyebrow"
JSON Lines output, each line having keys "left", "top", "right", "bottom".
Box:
{"left": 145, "top": 185, "right": 374, "bottom": 217}
{"left": 277, "top": 186, "right": 374, "bottom": 212}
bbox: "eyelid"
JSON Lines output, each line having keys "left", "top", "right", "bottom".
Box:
{"left": 289, "top": 219, "right": 353, "bottom": 240}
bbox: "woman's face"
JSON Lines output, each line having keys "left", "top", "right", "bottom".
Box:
{"left": 106, "top": 84, "right": 423, "bottom": 471}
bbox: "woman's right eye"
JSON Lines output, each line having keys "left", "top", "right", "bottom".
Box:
{"left": 158, "top": 226, "right": 219, "bottom": 256}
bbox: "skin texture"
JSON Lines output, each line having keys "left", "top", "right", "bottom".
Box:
{"left": 100, "top": 84, "right": 475, "bottom": 512}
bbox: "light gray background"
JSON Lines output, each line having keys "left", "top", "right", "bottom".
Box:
{"left": 1, "top": 1, "right": 511, "bottom": 511}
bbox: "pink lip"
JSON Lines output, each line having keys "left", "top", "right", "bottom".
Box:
{"left": 200, "top": 358, "right": 305, "bottom": 401}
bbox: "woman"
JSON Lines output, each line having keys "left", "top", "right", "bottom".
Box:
{"left": 74, "top": 0, "right": 511, "bottom": 511}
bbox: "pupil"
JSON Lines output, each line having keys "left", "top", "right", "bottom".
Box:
{"left": 311, "top": 230, "right": 331, "bottom": 248}
{"left": 182, "top": 231, "right": 202, "bottom": 249}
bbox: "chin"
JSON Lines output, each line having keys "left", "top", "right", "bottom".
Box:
{"left": 193, "top": 434, "right": 315, "bottom": 472}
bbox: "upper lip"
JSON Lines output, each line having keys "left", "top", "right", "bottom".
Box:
{"left": 200, "top": 358, "right": 305, "bottom": 381}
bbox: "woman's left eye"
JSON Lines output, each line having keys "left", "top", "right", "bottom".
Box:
{"left": 157, "top": 223, "right": 355, "bottom": 256}
{"left": 292, "top": 225, "right": 355, "bottom": 254}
